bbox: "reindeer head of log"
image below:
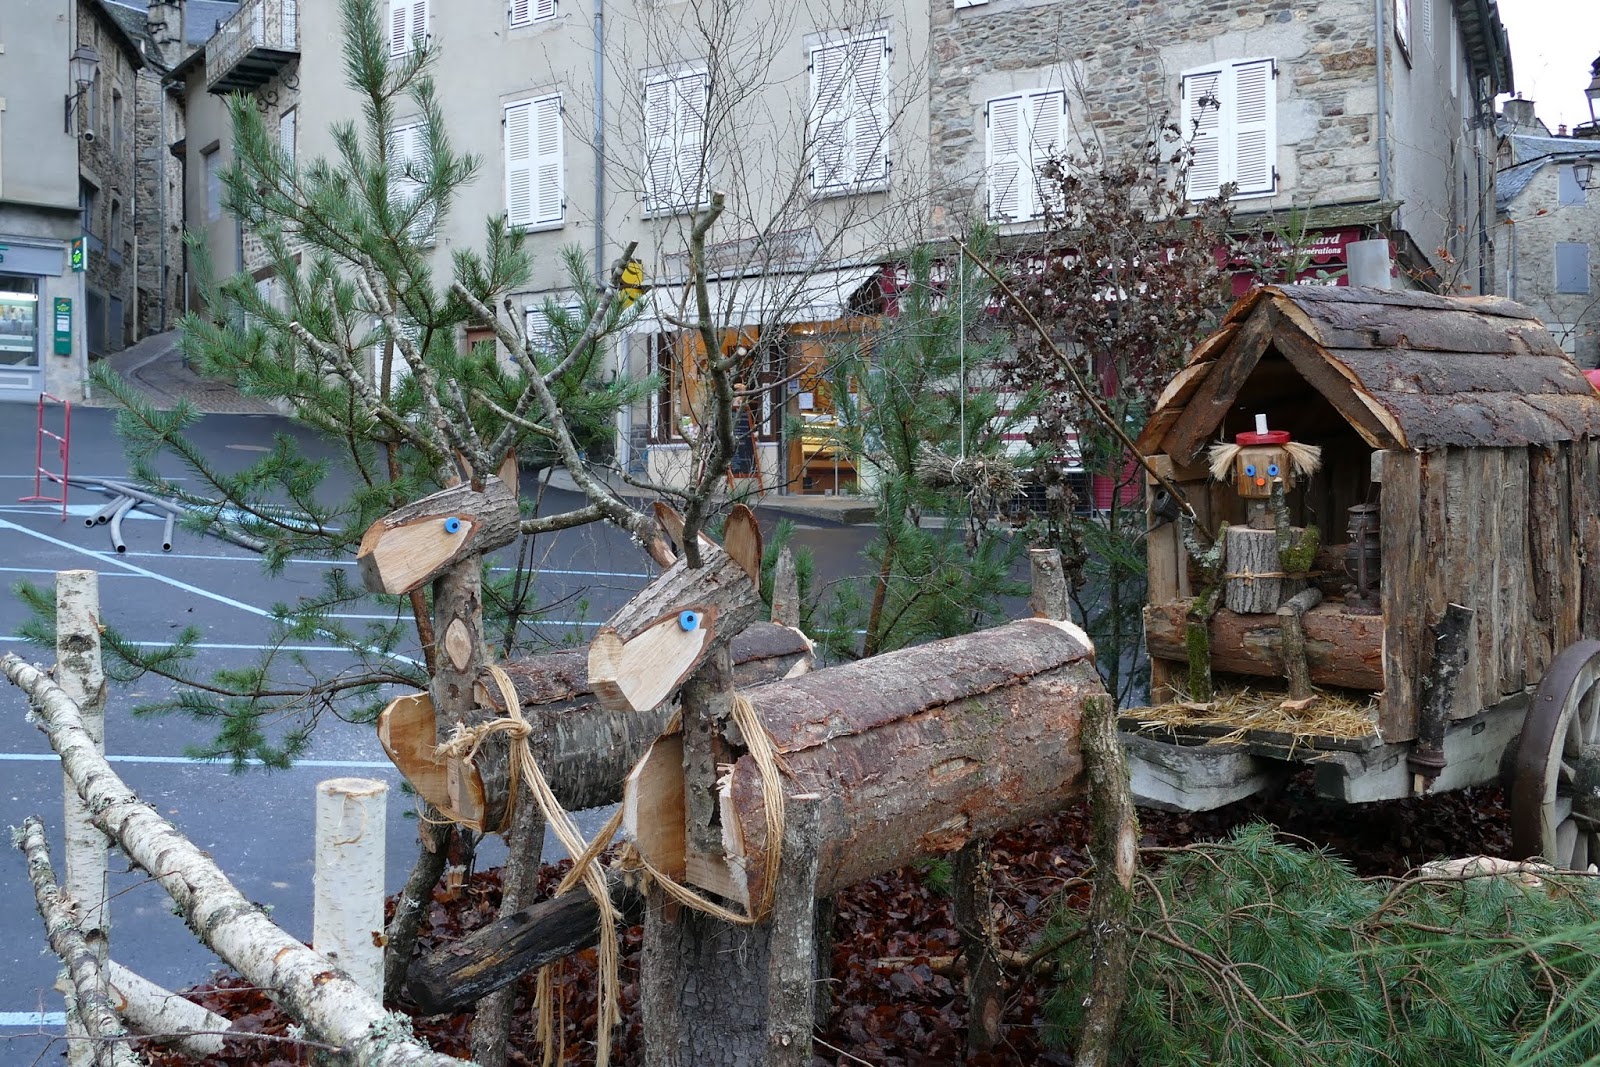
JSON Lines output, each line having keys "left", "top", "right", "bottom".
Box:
{"left": 587, "top": 502, "right": 765, "bottom": 713}
{"left": 356, "top": 472, "right": 522, "bottom": 596}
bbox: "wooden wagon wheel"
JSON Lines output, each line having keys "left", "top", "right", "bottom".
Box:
{"left": 1510, "top": 640, "right": 1600, "bottom": 870}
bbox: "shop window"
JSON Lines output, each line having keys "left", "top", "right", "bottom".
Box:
{"left": 0, "top": 276, "right": 40, "bottom": 368}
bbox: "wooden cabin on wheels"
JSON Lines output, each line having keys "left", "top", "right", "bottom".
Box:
{"left": 1126, "top": 284, "right": 1600, "bottom": 869}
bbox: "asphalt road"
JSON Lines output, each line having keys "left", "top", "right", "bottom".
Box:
{"left": 0, "top": 404, "right": 873, "bottom": 1064}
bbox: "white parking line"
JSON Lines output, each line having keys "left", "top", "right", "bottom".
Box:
{"left": 126, "top": 549, "right": 651, "bottom": 580}
{"left": 0, "top": 752, "right": 396, "bottom": 769}
{"left": 0, "top": 520, "right": 421, "bottom": 667}
{"left": 0, "top": 1011, "right": 66, "bottom": 1027}
{"left": 0, "top": 635, "right": 405, "bottom": 654}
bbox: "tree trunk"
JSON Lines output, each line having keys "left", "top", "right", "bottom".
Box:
{"left": 1223, "top": 527, "right": 1304, "bottom": 613}
{"left": 107, "top": 961, "right": 228, "bottom": 1059}
{"left": 16, "top": 817, "right": 143, "bottom": 1067}
{"left": 1145, "top": 600, "right": 1384, "bottom": 691}
{"left": 469, "top": 784, "right": 547, "bottom": 1067}
{"left": 954, "top": 841, "right": 1003, "bottom": 1053}
{"left": 384, "top": 815, "right": 456, "bottom": 1003}
{"left": 56, "top": 570, "right": 110, "bottom": 1067}
{"left": 625, "top": 617, "right": 1102, "bottom": 906}
{"left": 432, "top": 559, "right": 506, "bottom": 831}
{"left": 2, "top": 654, "right": 469, "bottom": 1067}
{"left": 1276, "top": 587, "right": 1324, "bottom": 701}
{"left": 640, "top": 797, "right": 823, "bottom": 1067}
{"left": 1075, "top": 694, "right": 1139, "bottom": 1067}
{"left": 313, "top": 778, "right": 388, "bottom": 997}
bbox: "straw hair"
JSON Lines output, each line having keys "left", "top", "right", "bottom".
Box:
{"left": 1207, "top": 440, "right": 1323, "bottom": 483}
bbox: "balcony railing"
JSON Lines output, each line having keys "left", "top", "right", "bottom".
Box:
{"left": 206, "top": 0, "right": 298, "bottom": 94}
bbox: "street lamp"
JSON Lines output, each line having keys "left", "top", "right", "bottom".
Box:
{"left": 62, "top": 45, "right": 100, "bottom": 136}
{"left": 1578, "top": 156, "right": 1599, "bottom": 191}
{"left": 1588, "top": 55, "right": 1600, "bottom": 125}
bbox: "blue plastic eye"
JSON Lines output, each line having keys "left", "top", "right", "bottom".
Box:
{"left": 1267, "top": 463, "right": 1280, "bottom": 477}
{"left": 443, "top": 516, "right": 462, "bottom": 534}
{"left": 1244, "top": 464, "right": 1257, "bottom": 477}
{"left": 678, "top": 610, "right": 700, "bottom": 632}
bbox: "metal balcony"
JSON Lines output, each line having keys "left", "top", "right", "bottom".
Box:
{"left": 206, "top": 0, "right": 298, "bottom": 94}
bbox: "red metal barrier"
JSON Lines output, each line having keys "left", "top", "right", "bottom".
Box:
{"left": 19, "top": 393, "right": 71, "bottom": 521}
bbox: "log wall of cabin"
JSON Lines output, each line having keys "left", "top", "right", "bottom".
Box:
{"left": 1378, "top": 440, "right": 1600, "bottom": 744}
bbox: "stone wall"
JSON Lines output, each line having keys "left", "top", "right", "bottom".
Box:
{"left": 1502, "top": 164, "right": 1600, "bottom": 369}
{"left": 75, "top": 6, "right": 144, "bottom": 355}
{"left": 926, "top": 0, "right": 1384, "bottom": 232}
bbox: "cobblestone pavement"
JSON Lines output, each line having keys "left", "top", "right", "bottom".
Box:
{"left": 84, "top": 331, "right": 281, "bottom": 416}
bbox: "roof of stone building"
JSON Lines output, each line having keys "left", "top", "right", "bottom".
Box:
{"left": 1137, "top": 285, "right": 1600, "bottom": 457}
{"left": 89, "top": 0, "right": 151, "bottom": 69}
{"left": 187, "top": 1, "right": 241, "bottom": 45}
{"left": 1495, "top": 128, "right": 1598, "bottom": 211}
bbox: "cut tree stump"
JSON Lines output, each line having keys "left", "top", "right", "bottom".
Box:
{"left": 1223, "top": 526, "right": 1305, "bottom": 613}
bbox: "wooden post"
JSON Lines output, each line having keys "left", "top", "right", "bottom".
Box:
{"left": 771, "top": 547, "right": 800, "bottom": 629}
{"left": 640, "top": 795, "right": 823, "bottom": 1067}
{"left": 56, "top": 569, "right": 107, "bottom": 1067}
{"left": 1409, "top": 603, "right": 1475, "bottom": 792}
{"left": 1029, "top": 546, "right": 1071, "bottom": 620}
{"left": 313, "top": 778, "right": 388, "bottom": 997}
{"left": 954, "top": 841, "right": 1003, "bottom": 1052}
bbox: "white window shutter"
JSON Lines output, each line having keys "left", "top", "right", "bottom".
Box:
{"left": 1028, "top": 90, "right": 1065, "bottom": 216}
{"left": 850, "top": 36, "right": 889, "bottom": 185}
{"left": 510, "top": 0, "right": 531, "bottom": 25}
{"left": 505, "top": 101, "right": 535, "bottom": 225}
{"left": 533, "top": 95, "right": 563, "bottom": 225}
{"left": 642, "top": 77, "right": 675, "bottom": 212}
{"left": 412, "top": 0, "right": 428, "bottom": 50}
{"left": 810, "top": 41, "right": 850, "bottom": 190}
{"left": 676, "top": 73, "right": 709, "bottom": 209}
{"left": 1230, "top": 60, "right": 1275, "bottom": 195}
{"left": 1181, "top": 68, "right": 1224, "bottom": 200}
{"left": 279, "top": 108, "right": 296, "bottom": 163}
{"left": 389, "top": 0, "right": 410, "bottom": 55}
{"left": 534, "top": 0, "right": 556, "bottom": 19}
{"left": 986, "top": 96, "right": 1024, "bottom": 221}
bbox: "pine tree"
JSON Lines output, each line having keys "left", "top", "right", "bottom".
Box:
{"left": 808, "top": 230, "right": 1034, "bottom": 660}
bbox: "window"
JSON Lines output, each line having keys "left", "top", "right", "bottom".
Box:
{"left": 280, "top": 108, "right": 297, "bottom": 164}
{"left": 1180, "top": 58, "right": 1277, "bottom": 200}
{"left": 1547, "top": 322, "right": 1580, "bottom": 358}
{"left": 1394, "top": 0, "right": 1411, "bottom": 57}
{"left": 505, "top": 95, "right": 563, "bottom": 228}
{"left": 525, "top": 301, "right": 582, "bottom": 360}
{"left": 389, "top": 120, "right": 435, "bottom": 242}
{"left": 111, "top": 89, "right": 123, "bottom": 153}
{"left": 1422, "top": 0, "right": 1432, "bottom": 51}
{"left": 79, "top": 179, "right": 98, "bottom": 236}
{"left": 0, "top": 276, "right": 40, "bottom": 369}
{"left": 1556, "top": 243, "right": 1591, "bottom": 294}
{"left": 509, "top": 0, "right": 556, "bottom": 27}
{"left": 202, "top": 148, "right": 222, "bottom": 222}
{"left": 109, "top": 200, "right": 122, "bottom": 258}
{"left": 985, "top": 89, "right": 1066, "bottom": 222}
{"left": 1560, "top": 164, "right": 1588, "bottom": 207}
{"left": 1448, "top": 11, "right": 1458, "bottom": 91}
{"left": 808, "top": 33, "right": 890, "bottom": 193}
{"left": 388, "top": 0, "right": 427, "bottom": 56}
{"left": 642, "top": 69, "right": 710, "bottom": 215}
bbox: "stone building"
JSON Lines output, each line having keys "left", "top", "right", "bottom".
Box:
{"left": 928, "top": 0, "right": 1511, "bottom": 294}
{"left": 1495, "top": 96, "right": 1600, "bottom": 369}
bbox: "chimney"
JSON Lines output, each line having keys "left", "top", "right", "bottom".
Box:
{"left": 1501, "top": 97, "right": 1540, "bottom": 132}
{"left": 1560, "top": 124, "right": 1570, "bottom": 136}
{"left": 145, "top": 1, "right": 186, "bottom": 68}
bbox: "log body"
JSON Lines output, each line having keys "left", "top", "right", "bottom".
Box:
{"left": 624, "top": 617, "right": 1102, "bottom": 906}
{"left": 1145, "top": 599, "right": 1383, "bottom": 690}
{"left": 1223, "top": 526, "right": 1304, "bottom": 613}
{"left": 379, "top": 625, "right": 812, "bottom": 820}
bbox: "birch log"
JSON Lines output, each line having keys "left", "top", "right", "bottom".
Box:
{"left": 15, "top": 816, "right": 143, "bottom": 1067}
{"left": 56, "top": 570, "right": 110, "bottom": 1067}
{"left": 2, "top": 654, "right": 470, "bottom": 1067}
{"left": 314, "top": 778, "right": 388, "bottom": 998}
{"left": 106, "top": 962, "right": 228, "bottom": 1059}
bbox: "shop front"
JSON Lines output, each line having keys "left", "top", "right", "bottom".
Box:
{"left": 0, "top": 237, "right": 82, "bottom": 404}
{"left": 632, "top": 266, "right": 883, "bottom": 495}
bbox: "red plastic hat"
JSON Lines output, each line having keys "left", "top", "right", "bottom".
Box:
{"left": 1236, "top": 430, "right": 1291, "bottom": 445}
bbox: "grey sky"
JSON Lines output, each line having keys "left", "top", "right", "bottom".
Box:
{"left": 1495, "top": 0, "right": 1600, "bottom": 133}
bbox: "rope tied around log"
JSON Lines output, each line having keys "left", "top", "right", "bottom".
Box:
{"left": 1221, "top": 570, "right": 1291, "bottom": 582}
{"left": 436, "top": 668, "right": 792, "bottom": 1066}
